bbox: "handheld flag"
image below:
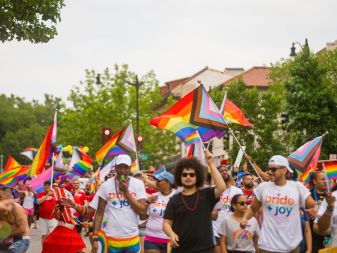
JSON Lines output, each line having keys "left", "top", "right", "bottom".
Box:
{"left": 29, "top": 124, "right": 54, "bottom": 176}
{"left": 288, "top": 136, "right": 322, "bottom": 172}
{"left": 71, "top": 148, "right": 93, "bottom": 177}
{"left": 150, "top": 85, "right": 227, "bottom": 143}
{"left": 220, "top": 96, "right": 252, "bottom": 127}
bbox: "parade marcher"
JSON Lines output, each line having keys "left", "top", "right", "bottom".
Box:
{"left": 213, "top": 163, "right": 243, "bottom": 252}
{"left": 144, "top": 170, "right": 176, "bottom": 253}
{"left": 37, "top": 181, "right": 57, "bottom": 244}
{"left": 41, "top": 187, "right": 86, "bottom": 253}
{"left": 241, "top": 155, "right": 318, "bottom": 253}
{"left": 72, "top": 178, "right": 88, "bottom": 233}
{"left": 22, "top": 185, "right": 35, "bottom": 229}
{"left": 309, "top": 171, "right": 328, "bottom": 253}
{"left": 219, "top": 194, "right": 260, "bottom": 253}
{"left": 314, "top": 191, "right": 337, "bottom": 248}
{"left": 92, "top": 154, "right": 147, "bottom": 253}
{"left": 163, "top": 150, "right": 226, "bottom": 253}
{"left": 241, "top": 172, "right": 255, "bottom": 205}
{"left": 0, "top": 186, "right": 30, "bottom": 253}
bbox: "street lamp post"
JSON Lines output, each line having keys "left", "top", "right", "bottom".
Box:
{"left": 124, "top": 75, "right": 143, "bottom": 136}
{"left": 290, "top": 38, "right": 308, "bottom": 57}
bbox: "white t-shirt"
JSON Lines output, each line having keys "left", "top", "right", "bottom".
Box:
{"left": 95, "top": 176, "right": 147, "bottom": 238}
{"left": 22, "top": 191, "right": 35, "bottom": 209}
{"left": 219, "top": 216, "right": 260, "bottom": 252}
{"left": 213, "top": 186, "right": 243, "bottom": 236}
{"left": 145, "top": 190, "right": 176, "bottom": 239}
{"left": 315, "top": 190, "right": 337, "bottom": 247}
{"left": 254, "top": 180, "right": 310, "bottom": 252}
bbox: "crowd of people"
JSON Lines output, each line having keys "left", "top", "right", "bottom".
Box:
{"left": 0, "top": 150, "right": 337, "bottom": 253}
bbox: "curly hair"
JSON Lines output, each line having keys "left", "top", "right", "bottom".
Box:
{"left": 174, "top": 157, "right": 205, "bottom": 188}
{"left": 309, "top": 171, "right": 325, "bottom": 189}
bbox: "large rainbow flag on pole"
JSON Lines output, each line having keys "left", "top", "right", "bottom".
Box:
{"left": 220, "top": 94, "right": 252, "bottom": 127}
{"left": 96, "top": 124, "right": 137, "bottom": 165}
{"left": 288, "top": 136, "right": 322, "bottom": 173}
{"left": 150, "top": 85, "right": 227, "bottom": 143}
{"left": 29, "top": 120, "right": 56, "bottom": 176}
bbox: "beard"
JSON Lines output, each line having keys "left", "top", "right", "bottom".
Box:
{"left": 244, "top": 183, "right": 254, "bottom": 189}
{"left": 182, "top": 183, "right": 196, "bottom": 189}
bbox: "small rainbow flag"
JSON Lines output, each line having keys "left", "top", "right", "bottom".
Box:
{"left": 29, "top": 124, "right": 54, "bottom": 176}
{"left": 322, "top": 160, "right": 337, "bottom": 180}
{"left": 184, "top": 130, "right": 200, "bottom": 146}
{"left": 72, "top": 148, "right": 93, "bottom": 177}
{"left": 150, "top": 84, "right": 227, "bottom": 143}
{"left": 220, "top": 96, "right": 252, "bottom": 127}
{"left": 4, "top": 156, "right": 20, "bottom": 172}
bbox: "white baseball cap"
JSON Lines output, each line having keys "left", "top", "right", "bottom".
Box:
{"left": 115, "top": 154, "right": 132, "bottom": 167}
{"left": 268, "top": 155, "right": 293, "bottom": 173}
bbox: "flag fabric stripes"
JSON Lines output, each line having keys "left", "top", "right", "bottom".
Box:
{"left": 322, "top": 160, "right": 337, "bottom": 180}
{"left": 150, "top": 85, "right": 227, "bottom": 143}
{"left": 96, "top": 124, "right": 137, "bottom": 165}
{"left": 72, "top": 148, "right": 93, "bottom": 177}
{"left": 29, "top": 124, "right": 54, "bottom": 176}
{"left": 4, "top": 156, "right": 20, "bottom": 172}
{"left": 51, "top": 111, "right": 57, "bottom": 145}
{"left": 220, "top": 96, "right": 252, "bottom": 126}
{"left": 288, "top": 136, "right": 322, "bottom": 172}
{"left": 20, "top": 148, "right": 38, "bottom": 161}
{"left": 183, "top": 130, "right": 200, "bottom": 146}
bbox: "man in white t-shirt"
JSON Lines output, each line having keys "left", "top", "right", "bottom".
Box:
{"left": 92, "top": 154, "right": 147, "bottom": 253}
{"left": 314, "top": 191, "right": 337, "bottom": 247}
{"left": 241, "top": 155, "right": 317, "bottom": 253}
{"left": 212, "top": 164, "right": 243, "bottom": 250}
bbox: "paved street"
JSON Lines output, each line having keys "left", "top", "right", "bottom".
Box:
{"left": 27, "top": 226, "right": 91, "bottom": 253}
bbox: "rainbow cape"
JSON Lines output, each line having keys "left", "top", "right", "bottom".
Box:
{"left": 220, "top": 96, "right": 252, "bottom": 126}
{"left": 29, "top": 123, "right": 55, "bottom": 176}
{"left": 96, "top": 124, "right": 137, "bottom": 165}
{"left": 4, "top": 156, "right": 20, "bottom": 172}
{"left": 288, "top": 136, "right": 322, "bottom": 172}
{"left": 150, "top": 85, "right": 227, "bottom": 143}
{"left": 71, "top": 148, "right": 93, "bottom": 177}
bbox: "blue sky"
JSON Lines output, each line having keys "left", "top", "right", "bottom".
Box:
{"left": 0, "top": 0, "right": 336, "bottom": 102}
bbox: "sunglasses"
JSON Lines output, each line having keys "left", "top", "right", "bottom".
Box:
{"left": 268, "top": 167, "right": 283, "bottom": 172}
{"left": 237, "top": 201, "right": 250, "bottom": 206}
{"left": 182, "top": 172, "right": 196, "bottom": 178}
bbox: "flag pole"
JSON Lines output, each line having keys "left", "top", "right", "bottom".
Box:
{"left": 196, "top": 130, "right": 207, "bottom": 150}
{"left": 319, "top": 131, "right": 330, "bottom": 192}
{"left": 51, "top": 152, "right": 55, "bottom": 188}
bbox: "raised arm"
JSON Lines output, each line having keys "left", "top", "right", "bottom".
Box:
{"left": 205, "top": 150, "right": 226, "bottom": 198}
{"left": 244, "top": 154, "right": 270, "bottom": 181}
{"left": 241, "top": 197, "right": 262, "bottom": 228}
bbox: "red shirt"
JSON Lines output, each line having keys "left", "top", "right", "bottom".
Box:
{"left": 243, "top": 189, "right": 254, "bottom": 205}
{"left": 37, "top": 192, "right": 56, "bottom": 219}
{"left": 73, "top": 190, "right": 86, "bottom": 217}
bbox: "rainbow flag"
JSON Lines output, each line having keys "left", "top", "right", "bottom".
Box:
{"left": 72, "top": 148, "right": 93, "bottom": 177}
{"left": 150, "top": 85, "right": 227, "bottom": 143}
{"left": 96, "top": 124, "right": 137, "bottom": 165}
{"left": 322, "top": 160, "right": 337, "bottom": 180}
{"left": 51, "top": 111, "right": 57, "bottom": 145}
{"left": 29, "top": 124, "right": 54, "bottom": 176}
{"left": 0, "top": 166, "right": 30, "bottom": 186}
{"left": 184, "top": 130, "right": 200, "bottom": 146}
{"left": 220, "top": 96, "right": 252, "bottom": 126}
{"left": 288, "top": 136, "right": 322, "bottom": 172}
{"left": 4, "top": 156, "right": 20, "bottom": 172}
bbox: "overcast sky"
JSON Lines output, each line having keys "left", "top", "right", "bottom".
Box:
{"left": 0, "top": 0, "right": 336, "bottom": 102}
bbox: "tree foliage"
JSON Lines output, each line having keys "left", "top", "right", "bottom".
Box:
{"left": 0, "top": 0, "right": 65, "bottom": 43}
{"left": 0, "top": 94, "right": 64, "bottom": 164}
{"left": 59, "top": 65, "right": 177, "bottom": 169}
{"left": 281, "top": 45, "right": 337, "bottom": 158}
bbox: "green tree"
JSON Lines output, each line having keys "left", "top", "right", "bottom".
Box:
{"left": 283, "top": 44, "right": 337, "bottom": 158}
{"left": 59, "top": 65, "right": 177, "bottom": 169}
{"left": 0, "top": 94, "right": 64, "bottom": 165}
{"left": 0, "top": 0, "right": 65, "bottom": 43}
{"left": 210, "top": 79, "right": 287, "bottom": 168}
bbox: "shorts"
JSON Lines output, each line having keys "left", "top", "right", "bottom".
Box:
{"left": 9, "top": 238, "right": 30, "bottom": 253}
{"left": 39, "top": 218, "right": 57, "bottom": 236}
{"left": 98, "top": 230, "right": 141, "bottom": 253}
{"left": 144, "top": 240, "right": 167, "bottom": 252}
{"left": 214, "top": 236, "right": 220, "bottom": 246}
{"left": 24, "top": 208, "right": 34, "bottom": 216}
